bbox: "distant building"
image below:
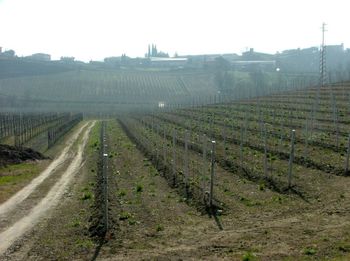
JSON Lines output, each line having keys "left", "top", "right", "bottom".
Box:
{"left": 149, "top": 57, "right": 188, "bottom": 67}
{"left": 184, "top": 53, "right": 241, "bottom": 68}
{"left": 0, "top": 47, "right": 2, "bottom": 53}
{"left": 241, "top": 48, "right": 274, "bottom": 61}
{"left": 60, "top": 56, "right": 75, "bottom": 63}
{"left": 276, "top": 47, "right": 319, "bottom": 73}
{"left": 146, "top": 44, "right": 169, "bottom": 58}
{"left": 29, "top": 53, "right": 51, "bottom": 61}
{"left": 221, "top": 53, "right": 240, "bottom": 63}
{"left": 231, "top": 60, "right": 276, "bottom": 71}
{"left": 185, "top": 54, "right": 224, "bottom": 68}
{"left": 275, "top": 44, "right": 348, "bottom": 75}
{"left": 325, "top": 44, "right": 345, "bottom": 72}
{"left": 0, "top": 49, "right": 15, "bottom": 58}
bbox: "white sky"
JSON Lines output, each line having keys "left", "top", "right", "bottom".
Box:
{"left": 0, "top": 0, "right": 348, "bottom": 61}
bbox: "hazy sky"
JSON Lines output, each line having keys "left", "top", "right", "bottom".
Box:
{"left": 0, "top": 0, "right": 348, "bottom": 61}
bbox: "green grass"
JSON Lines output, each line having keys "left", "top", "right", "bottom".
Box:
{"left": 87, "top": 121, "right": 101, "bottom": 155}
{"left": 242, "top": 251, "right": 257, "bottom": 261}
{"left": 156, "top": 224, "right": 164, "bottom": 232}
{"left": 117, "top": 189, "right": 127, "bottom": 197}
{"left": 81, "top": 191, "right": 93, "bottom": 200}
{"left": 239, "top": 196, "right": 262, "bottom": 207}
{"left": 75, "top": 238, "right": 94, "bottom": 249}
{"left": 119, "top": 211, "right": 132, "bottom": 220}
{"left": 0, "top": 161, "right": 39, "bottom": 172}
{"left": 0, "top": 162, "right": 44, "bottom": 203}
{"left": 0, "top": 163, "right": 40, "bottom": 185}
{"left": 304, "top": 247, "right": 317, "bottom": 255}
{"left": 135, "top": 183, "right": 144, "bottom": 193}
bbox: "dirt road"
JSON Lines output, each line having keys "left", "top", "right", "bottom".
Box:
{"left": 0, "top": 121, "right": 95, "bottom": 255}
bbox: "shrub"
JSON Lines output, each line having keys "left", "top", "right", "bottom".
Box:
{"left": 119, "top": 211, "right": 132, "bottom": 220}
{"left": 304, "top": 247, "right": 317, "bottom": 255}
{"left": 242, "top": 251, "right": 256, "bottom": 261}
{"left": 81, "top": 191, "right": 92, "bottom": 200}
{"left": 156, "top": 224, "right": 164, "bottom": 232}
{"left": 118, "top": 190, "right": 127, "bottom": 197}
{"left": 136, "top": 184, "right": 143, "bottom": 193}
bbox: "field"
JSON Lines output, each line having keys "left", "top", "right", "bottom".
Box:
{"left": 0, "top": 70, "right": 219, "bottom": 112}
{"left": 123, "top": 82, "right": 350, "bottom": 198}
{"left": 1, "top": 81, "right": 350, "bottom": 260}
{"left": 0, "top": 68, "right": 321, "bottom": 113}
{"left": 0, "top": 113, "right": 83, "bottom": 151}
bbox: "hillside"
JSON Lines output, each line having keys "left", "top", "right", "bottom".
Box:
{"left": 0, "top": 69, "right": 219, "bottom": 112}
{"left": 0, "top": 58, "right": 75, "bottom": 79}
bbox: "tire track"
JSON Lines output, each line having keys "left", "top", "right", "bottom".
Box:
{"left": 0, "top": 121, "right": 95, "bottom": 255}
{"left": 0, "top": 122, "right": 89, "bottom": 217}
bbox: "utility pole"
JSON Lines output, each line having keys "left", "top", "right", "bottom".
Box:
{"left": 312, "top": 23, "right": 327, "bottom": 131}
{"left": 320, "top": 22, "right": 327, "bottom": 87}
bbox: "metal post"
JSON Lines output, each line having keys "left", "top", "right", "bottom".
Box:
{"left": 209, "top": 141, "right": 216, "bottom": 208}
{"left": 105, "top": 123, "right": 108, "bottom": 232}
{"left": 163, "top": 128, "right": 167, "bottom": 166}
{"left": 101, "top": 121, "right": 108, "bottom": 234}
{"left": 288, "top": 130, "right": 296, "bottom": 188}
{"left": 210, "top": 113, "right": 214, "bottom": 140}
{"left": 303, "top": 118, "right": 309, "bottom": 159}
{"left": 345, "top": 134, "right": 350, "bottom": 174}
{"left": 184, "top": 130, "right": 189, "bottom": 195}
{"left": 222, "top": 128, "right": 226, "bottom": 159}
{"left": 172, "top": 130, "right": 177, "bottom": 185}
{"left": 240, "top": 125, "right": 244, "bottom": 169}
{"left": 155, "top": 125, "right": 159, "bottom": 164}
{"left": 19, "top": 114, "right": 23, "bottom": 147}
{"left": 263, "top": 124, "right": 268, "bottom": 177}
{"left": 279, "top": 120, "right": 284, "bottom": 152}
{"left": 202, "top": 135, "right": 207, "bottom": 197}
{"left": 335, "top": 109, "right": 339, "bottom": 149}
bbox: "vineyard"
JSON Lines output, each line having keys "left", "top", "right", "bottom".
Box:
{"left": 0, "top": 70, "right": 219, "bottom": 112}
{"left": 0, "top": 112, "right": 83, "bottom": 151}
{"left": 1, "top": 79, "right": 350, "bottom": 260}
{"left": 0, "top": 68, "right": 327, "bottom": 113}
{"left": 119, "top": 82, "right": 350, "bottom": 204}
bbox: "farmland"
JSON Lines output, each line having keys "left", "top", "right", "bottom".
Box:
{"left": 0, "top": 112, "right": 83, "bottom": 151}
{"left": 121, "top": 82, "right": 350, "bottom": 200}
{"left": 3, "top": 0, "right": 350, "bottom": 258}
{"left": 0, "top": 68, "right": 320, "bottom": 113}
{"left": 1, "top": 79, "right": 350, "bottom": 260}
{"left": 0, "top": 70, "right": 219, "bottom": 112}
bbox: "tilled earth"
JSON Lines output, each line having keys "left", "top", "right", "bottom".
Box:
{"left": 1, "top": 120, "right": 350, "bottom": 260}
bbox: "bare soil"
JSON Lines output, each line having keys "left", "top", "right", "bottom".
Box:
{"left": 2, "top": 120, "right": 350, "bottom": 260}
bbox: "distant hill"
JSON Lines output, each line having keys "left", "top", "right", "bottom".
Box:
{"left": 0, "top": 57, "right": 75, "bottom": 79}
{"left": 0, "top": 69, "right": 219, "bottom": 112}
